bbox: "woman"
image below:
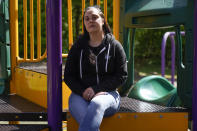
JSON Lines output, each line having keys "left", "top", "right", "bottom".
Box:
{"left": 64, "top": 5, "right": 127, "bottom": 131}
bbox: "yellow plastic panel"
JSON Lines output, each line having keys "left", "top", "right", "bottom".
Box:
{"left": 67, "top": 112, "right": 188, "bottom": 131}
{"left": 62, "top": 82, "right": 72, "bottom": 110}
{"left": 15, "top": 68, "right": 71, "bottom": 110}
{"left": 15, "top": 68, "right": 47, "bottom": 107}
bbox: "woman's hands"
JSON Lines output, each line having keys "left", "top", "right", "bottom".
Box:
{"left": 83, "top": 87, "right": 95, "bottom": 101}
{"left": 83, "top": 87, "right": 108, "bottom": 101}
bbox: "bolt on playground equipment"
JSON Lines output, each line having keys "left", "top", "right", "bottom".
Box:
{"left": 0, "top": 0, "right": 197, "bottom": 131}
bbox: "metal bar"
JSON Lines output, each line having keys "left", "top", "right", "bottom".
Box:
{"left": 119, "top": 28, "right": 135, "bottom": 96}
{"left": 104, "top": 0, "right": 107, "bottom": 21}
{"left": 90, "top": 0, "right": 94, "bottom": 6}
{"left": 169, "top": 35, "right": 175, "bottom": 85}
{"left": 62, "top": 54, "right": 68, "bottom": 58}
{"left": 37, "top": 0, "right": 41, "bottom": 58}
{"left": 175, "top": 26, "right": 184, "bottom": 69}
{"left": 161, "top": 32, "right": 169, "bottom": 77}
{"left": 97, "top": 0, "right": 100, "bottom": 6}
{"left": 18, "top": 0, "right": 46, "bottom": 63}
{"left": 9, "top": 0, "right": 18, "bottom": 93}
{"left": 16, "top": 0, "right": 53, "bottom": 63}
{"left": 161, "top": 32, "right": 185, "bottom": 84}
{"left": 193, "top": 0, "right": 197, "bottom": 130}
{"left": 113, "top": 0, "right": 120, "bottom": 40}
{"left": 123, "top": 28, "right": 130, "bottom": 60}
{"left": 46, "top": 0, "right": 62, "bottom": 130}
{"left": 82, "top": 0, "right": 85, "bottom": 33}
{"left": 23, "top": 0, "right": 27, "bottom": 60}
{"left": 17, "top": 50, "right": 47, "bottom": 63}
{"left": 0, "top": 113, "right": 48, "bottom": 121}
{"left": 0, "top": 112, "right": 67, "bottom": 121}
{"left": 169, "top": 31, "right": 185, "bottom": 84}
{"left": 67, "top": 0, "right": 73, "bottom": 49}
{"left": 129, "top": 28, "right": 135, "bottom": 91}
{"left": 30, "top": 0, "right": 34, "bottom": 60}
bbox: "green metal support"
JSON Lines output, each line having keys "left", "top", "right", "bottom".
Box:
{"left": 123, "top": 28, "right": 130, "bottom": 60}
{"left": 0, "top": 0, "right": 11, "bottom": 94}
{"left": 120, "top": 28, "right": 135, "bottom": 96}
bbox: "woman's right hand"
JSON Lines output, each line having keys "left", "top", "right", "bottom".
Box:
{"left": 83, "top": 87, "right": 95, "bottom": 101}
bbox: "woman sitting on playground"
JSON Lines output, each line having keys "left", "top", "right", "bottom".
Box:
{"left": 64, "top": 5, "right": 128, "bottom": 131}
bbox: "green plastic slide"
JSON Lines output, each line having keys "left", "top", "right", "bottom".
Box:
{"left": 128, "top": 75, "right": 179, "bottom": 106}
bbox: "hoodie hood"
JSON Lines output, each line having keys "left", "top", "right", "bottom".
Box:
{"left": 74, "top": 33, "right": 115, "bottom": 49}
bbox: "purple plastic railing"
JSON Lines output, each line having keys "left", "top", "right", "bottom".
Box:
{"left": 161, "top": 31, "right": 185, "bottom": 85}
{"left": 46, "top": 0, "right": 62, "bottom": 130}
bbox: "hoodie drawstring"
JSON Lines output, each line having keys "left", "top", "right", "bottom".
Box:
{"left": 79, "top": 43, "right": 111, "bottom": 85}
{"left": 105, "top": 43, "right": 110, "bottom": 72}
{"left": 80, "top": 50, "right": 83, "bottom": 79}
{"left": 95, "top": 47, "right": 106, "bottom": 84}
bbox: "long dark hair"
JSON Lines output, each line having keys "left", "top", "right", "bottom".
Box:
{"left": 82, "top": 5, "right": 111, "bottom": 39}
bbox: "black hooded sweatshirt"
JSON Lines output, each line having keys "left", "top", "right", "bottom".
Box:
{"left": 64, "top": 33, "right": 128, "bottom": 96}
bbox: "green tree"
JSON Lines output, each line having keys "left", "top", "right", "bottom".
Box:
{"left": 135, "top": 27, "right": 185, "bottom": 68}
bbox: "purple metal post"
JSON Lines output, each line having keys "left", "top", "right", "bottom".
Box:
{"left": 193, "top": 0, "right": 197, "bottom": 130}
{"left": 161, "top": 32, "right": 169, "bottom": 77}
{"left": 161, "top": 31, "right": 185, "bottom": 85}
{"left": 169, "top": 35, "right": 175, "bottom": 85}
{"left": 46, "top": 0, "right": 62, "bottom": 130}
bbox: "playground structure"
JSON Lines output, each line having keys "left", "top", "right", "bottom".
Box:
{"left": 0, "top": 0, "right": 196, "bottom": 131}
{"left": 161, "top": 31, "right": 185, "bottom": 85}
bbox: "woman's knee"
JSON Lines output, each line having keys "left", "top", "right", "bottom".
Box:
{"left": 90, "top": 96, "right": 109, "bottom": 111}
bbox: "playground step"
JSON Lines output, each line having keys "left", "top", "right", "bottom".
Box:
{"left": 0, "top": 95, "right": 48, "bottom": 121}
{"left": 67, "top": 97, "right": 189, "bottom": 131}
{"left": 0, "top": 124, "right": 49, "bottom": 131}
{"left": 119, "top": 97, "right": 187, "bottom": 113}
{"left": 0, "top": 95, "right": 46, "bottom": 113}
{"left": 0, "top": 95, "right": 67, "bottom": 121}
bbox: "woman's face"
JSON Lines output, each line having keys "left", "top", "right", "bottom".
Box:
{"left": 84, "top": 8, "right": 104, "bottom": 34}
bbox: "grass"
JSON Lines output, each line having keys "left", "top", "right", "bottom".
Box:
{"left": 134, "top": 63, "right": 177, "bottom": 83}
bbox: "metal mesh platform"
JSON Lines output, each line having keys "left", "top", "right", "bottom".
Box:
{"left": 18, "top": 61, "right": 66, "bottom": 74}
{"left": 119, "top": 97, "right": 187, "bottom": 113}
{"left": 18, "top": 61, "right": 48, "bottom": 74}
{"left": 0, "top": 124, "right": 49, "bottom": 131}
{"left": 0, "top": 95, "right": 187, "bottom": 113}
{"left": 0, "top": 95, "right": 46, "bottom": 113}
